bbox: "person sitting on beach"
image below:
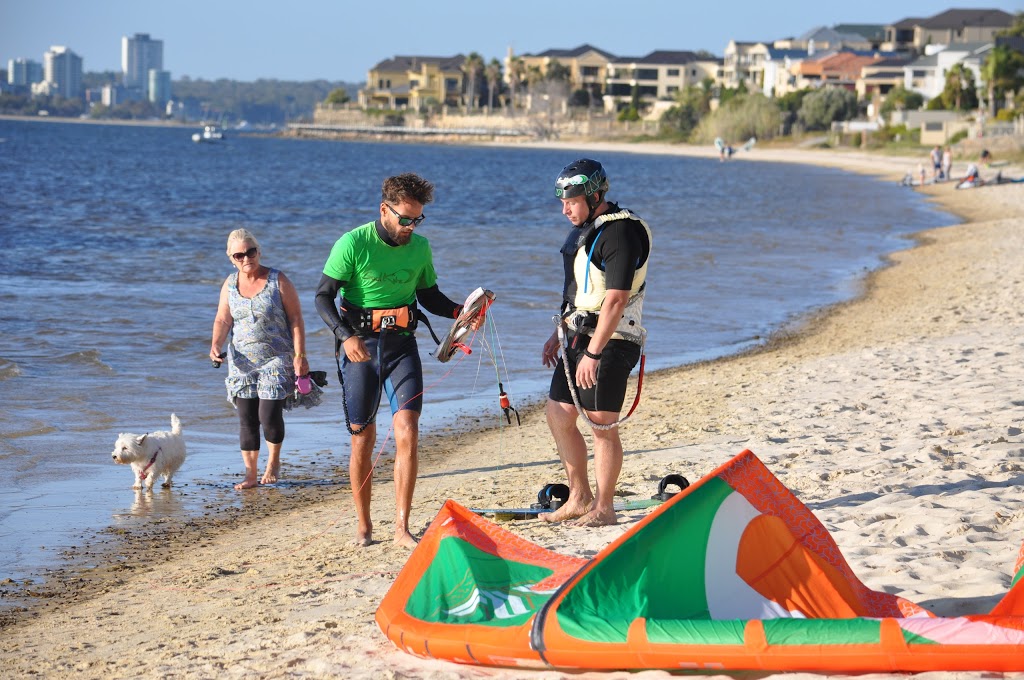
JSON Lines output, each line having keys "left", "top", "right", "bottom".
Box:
{"left": 210, "top": 229, "right": 310, "bottom": 490}
{"left": 313, "top": 173, "right": 484, "bottom": 549}
{"left": 964, "top": 163, "right": 981, "bottom": 182}
{"left": 540, "top": 159, "right": 652, "bottom": 527}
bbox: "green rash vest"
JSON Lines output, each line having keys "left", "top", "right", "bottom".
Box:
{"left": 322, "top": 222, "right": 438, "bottom": 309}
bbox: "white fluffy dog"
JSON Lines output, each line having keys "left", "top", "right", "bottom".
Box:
{"left": 111, "top": 414, "right": 187, "bottom": 490}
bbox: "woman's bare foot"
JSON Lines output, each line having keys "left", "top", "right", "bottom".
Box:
{"left": 394, "top": 530, "right": 418, "bottom": 549}
{"left": 539, "top": 496, "right": 593, "bottom": 523}
{"left": 567, "top": 507, "right": 617, "bottom": 527}
{"left": 261, "top": 463, "right": 280, "bottom": 485}
{"left": 234, "top": 476, "right": 259, "bottom": 490}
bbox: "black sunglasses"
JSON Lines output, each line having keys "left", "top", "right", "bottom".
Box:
{"left": 231, "top": 246, "right": 259, "bottom": 262}
{"left": 385, "top": 203, "right": 426, "bottom": 227}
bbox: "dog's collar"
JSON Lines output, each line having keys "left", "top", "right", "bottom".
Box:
{"left": 139, "top": 447, "right": 161, "bottom": 480}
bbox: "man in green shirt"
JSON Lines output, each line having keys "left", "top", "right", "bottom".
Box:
{"left": 314, "top": 173, "right": 480, "bottom": 548}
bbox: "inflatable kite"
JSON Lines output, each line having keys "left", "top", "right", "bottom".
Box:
{"left": 376, "top": 449, "right": 1024, "bottom": 673}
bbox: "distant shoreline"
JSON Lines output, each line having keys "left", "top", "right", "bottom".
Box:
{"left": 0, "top": 113, "right": 192, "bottom": 128}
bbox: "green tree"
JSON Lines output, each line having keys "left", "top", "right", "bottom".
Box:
{"left": 546, "top": 60, "right": 571, "bottom": 82}
{"left": 660, "top": 84, "right": 712, "bottom": 138}
{"left": 774, "top": 88, "right": 810, "bottom": 134}
{"left": 797, "top": 86, "right": 858, "bottom": 131}
{"left": 82, "top": 70, "right": 119, "bottom": 89}
{"left": 569, "top": 89, "right": 591, "bottom": 107}
{"left": 617, "top": 106, "right": 640, "bottom": 122}
{"left": 660, "top": 102, "right": 699, "bottom": 138}
{"left": 507, "top": 56, "right": 525, "bottom": 113}
{"left": 172, "top": 77, "right": 352, "bottom": 124}
{"left": 324, "top": 88, "right": 350, "bottom": 105}
{"left": 485, "top": 58, "right": 503, "bottom": 112}
{"left": 880, "top": 84, "right": 924, "bottom": 120}
{"left": 717, "top": 84, "right": 746, "bottom": 108}
{"left": 693, "top": 92, "right": 781, "bottom": 142}
{"left": 105, "top": 99, "right": 162, "bottom": 119}
{"left": 940, "top": 63, "right": 979, "bottom": 111}
{"left": 981, "top": 44, "right": 1024, "bottom": 116}
{"left": 461, "top": 52, "right": 485, "bottom": 112}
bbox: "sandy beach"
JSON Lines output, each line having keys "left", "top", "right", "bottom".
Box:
{"left": 3, "top": 143, "right": 1024, "bottom": 679}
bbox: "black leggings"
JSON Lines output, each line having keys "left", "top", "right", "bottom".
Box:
{"left": 236, "top": 397, "right": 285, "bottom": 451}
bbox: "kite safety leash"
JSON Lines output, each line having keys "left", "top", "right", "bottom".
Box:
{"left": 555, "top": 317, "right": 645, "bottom": 431}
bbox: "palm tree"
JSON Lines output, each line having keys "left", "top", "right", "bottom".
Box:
{"left": 981, "top": 45, "right": 1024, "bottom": 117}
{"left": 485, "top": 58, "right": 503, "bottom": 113}
{"left": 507, "top": 56, "right": 525, "bottom": 114}
{"left": 943, "top": 63, "right": 974, "bottom": 111}
{"left": 545, "top": 59, "right": 571, "bottom": 82}
{"left": 461, "top": 52, "right": 485, "bottom": 113}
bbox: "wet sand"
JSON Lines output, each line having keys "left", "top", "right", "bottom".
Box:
{"left": 2, "top": 145, "right": 1023, "bottom": 679}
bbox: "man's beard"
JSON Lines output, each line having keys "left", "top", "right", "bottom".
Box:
{"left": 387, "top": 223, "right": 413, "bottom": 245}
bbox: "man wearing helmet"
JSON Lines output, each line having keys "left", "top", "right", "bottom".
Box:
{"left": 541, "top": 159, "right": 652, "bottom": 526}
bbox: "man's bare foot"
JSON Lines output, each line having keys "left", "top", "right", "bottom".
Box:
{"left": 567, "top": 507, "right": 617, "bottom": 527}
{"left": 261, "top": 464, "right": 280, "bottom": 485}
{"left": 353, "top": 525, "right": 373, "bottom": 547}
{"left": 394, "top": 530, "right": 418, "bottom": 549}
{"left": 539, "top": 497, "right": 593, "bottom": 523}
{"left": 234, "top": 477, "right": 259, "bottom": 490}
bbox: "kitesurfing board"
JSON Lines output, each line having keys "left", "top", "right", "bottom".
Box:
{"left": 470, "top": 497, "right": 663, "bottom": 520}
{"left": 433, "top": 287, "right": 495, "bottom": 363}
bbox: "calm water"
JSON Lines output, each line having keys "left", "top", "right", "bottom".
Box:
{"left": 0, "top": 118, "right": 953, "bottom": 584}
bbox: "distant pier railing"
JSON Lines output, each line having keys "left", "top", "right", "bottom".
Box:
{"left": 287, "top": 123, "right": 536, "bottom": 139}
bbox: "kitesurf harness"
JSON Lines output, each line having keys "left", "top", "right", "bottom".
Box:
{"left": 558, "top": 208, "right": 650, "bottom": 430}
{"left": 332, "top": 289, "right": 507, "bottom": 436}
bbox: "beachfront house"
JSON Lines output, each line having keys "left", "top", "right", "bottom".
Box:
{"left": 856, "top": 55, "right": 914, "bottom": 100}
{"left": 358, "top": 55, "right": 466, "bottom": 110}
{"left": 505, "top": 44, "right": 617, "bottom": 107}
{"left": 881, "top": 8, "right": 1014, "bottom": 53}
{"left": 902, "top": 40, "right": 994, "bottom": 102}
{"left": 760, "top": 48, "right": 809, "bottom": 97}
{"left": 791, "top": 51, "right": 888, "bottom": 94}
{"left": 722, "top": 41, "right": 771, "bottom": 90}
{"left": 602, "top": 50, "right": 719, "bottom": 115}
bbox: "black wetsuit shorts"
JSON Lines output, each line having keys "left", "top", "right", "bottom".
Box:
{"left": 548, "top": 334, "right": 641, "bottom": 413}
{"left": 342, "top": 333, "right": 423, "bottom": 424}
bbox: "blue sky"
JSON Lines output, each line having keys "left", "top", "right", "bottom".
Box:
{"left": 2, "top": 1, "right": 1019, "bottom": 83}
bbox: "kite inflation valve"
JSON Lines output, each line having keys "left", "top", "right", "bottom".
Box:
{"left": 531, "top": 483, "right": 570, "bottom": 511}
{"left": 498, "top": 383, "right": 521, "bottom": 426}
{"left": 653, "top": 474, "right": 690, "bottom": 501}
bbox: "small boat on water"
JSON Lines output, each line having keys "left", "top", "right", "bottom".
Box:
{"left": 191, "top": 125, "right": 225, "bottom": 143}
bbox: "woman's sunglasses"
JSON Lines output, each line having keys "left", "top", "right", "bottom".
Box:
{"left": 231, "top": 246, "right": 259, "bottom": 262}
{"left": 385, "top": 203, "right": 426, "bottom": 227}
